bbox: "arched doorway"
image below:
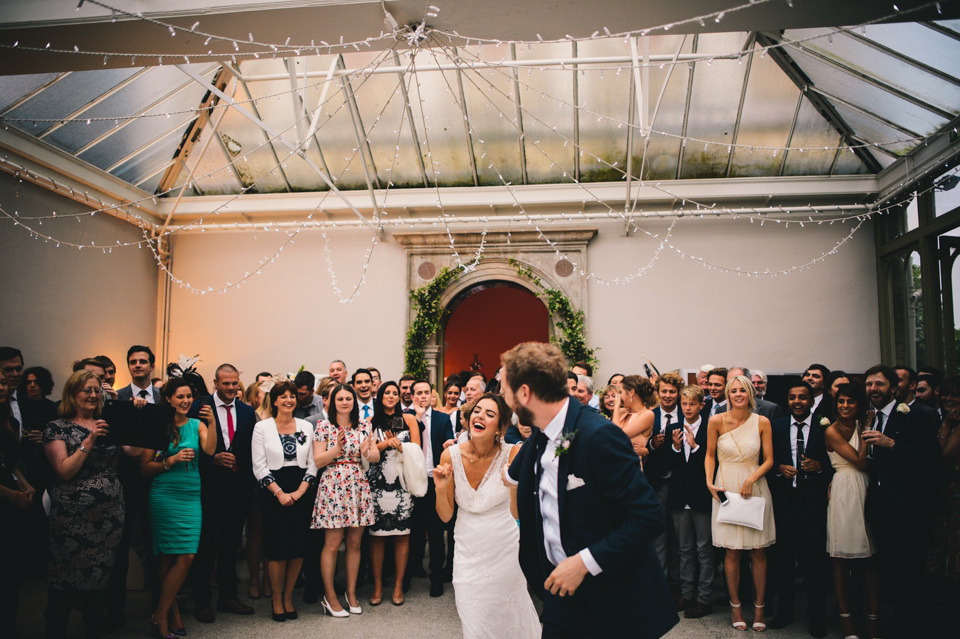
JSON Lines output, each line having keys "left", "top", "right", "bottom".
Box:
{"left": 442, "top": 281, "right": 549, "bottom": 381}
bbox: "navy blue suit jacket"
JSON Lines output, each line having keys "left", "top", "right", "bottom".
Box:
{"left": 509, "top": 399, "right": 678, "bottom": 638}
{"left": 644, "top": 406, "right": 681, "bottom": 486}
{"left": 769, "top": 415, "right": 832, "bottom": 527}
{"left": 664, "top": 418, "right": 712, "bottom": 512}
{"left": 417, "top": 409, "right": 453, "bottom": 468}
{"left": 189, "top": 395, "right": 257, "bottom": 488}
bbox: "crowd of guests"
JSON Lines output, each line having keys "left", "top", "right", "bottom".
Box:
{"left": 0, "top": 343, "right": 957, "bottom": 639}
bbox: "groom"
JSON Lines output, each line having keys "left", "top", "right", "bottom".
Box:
{"left": 503, "top": 342, "right": 677, "bottom": 639}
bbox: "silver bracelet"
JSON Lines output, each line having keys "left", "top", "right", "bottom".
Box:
{"left": 78, "top": 444, "right": 89, "bottom": 454}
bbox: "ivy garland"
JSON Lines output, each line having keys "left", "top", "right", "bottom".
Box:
{"left": 404, "top": 265, "right": 464, "bottom": 379}
{"left": 509, "top": 259, "right": 599, "bottom": 370}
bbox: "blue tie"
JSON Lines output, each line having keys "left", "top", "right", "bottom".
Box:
{"left": 362, "top": 405, "right": 370, "bottom": 419}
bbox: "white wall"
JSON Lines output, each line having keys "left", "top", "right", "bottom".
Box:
{"left": 0, "top": 172, "right": 159, "bottom": 391}
{"left": 164, "top": 212, "right": 880, "bottom": 388}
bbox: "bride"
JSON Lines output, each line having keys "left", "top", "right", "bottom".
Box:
{"left": 433, "top": 393, "right": 540, "bottom": 639}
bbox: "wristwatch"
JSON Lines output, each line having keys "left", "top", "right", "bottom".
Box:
{"left": 79, "top": 444, "right": 89, "bottom": 454}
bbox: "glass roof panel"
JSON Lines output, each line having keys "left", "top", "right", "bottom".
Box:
{"left": 853, "top": 22, "right": 960, "bottom": 79}
{"left": 182, "top": 104, "right": 243, "bottom": 196}
{"left": 456, "top": 43, "right": 524, "bottom": 186}
{"left": 404, "top": 50, "right": 475, "bottom": 187}
{"left": 780, "top": 100, "right": 842, "bottom": 176}
{"left": 44, "top": 64, "right": 218, "bottom": 155}
{"left": 728, "top": 47, "right": 799, "bottom": 177}
{"left": 640, "top": 35, "right": 693, "bottom": 180}
{"left": 4, "top": 67, "right": 142, "bottom": 137}
{"left": 783, "top": 28, "right": 960, "bottom": 115}
{"left": 515, "top": 41, "right": 575, "bottom": 184}
{"left": 785, "top": 46, "right": 948, "bottom": 138}
{"left": 0, "top": 72, "right": 60, "bottom": 113}
{"left": 831, "top": 146, "right": 870, "bottom": 175}
{"left": 575, "top": 38, "right": 630, "bottom": 183}
{"left": 830, "top": 103, "right": 916, "bottom": 155}
{"left": 110, "top": 127, "right": 184, "bottom": 184}
{"left": 680, "top": 32, "right": 749, "bottom": 179}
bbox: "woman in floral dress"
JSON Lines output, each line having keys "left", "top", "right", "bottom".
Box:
{"left": 312, "top": 384, "right": 379, "bottom": 617}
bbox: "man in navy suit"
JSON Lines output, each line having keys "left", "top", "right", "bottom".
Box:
{"left": 407, "top": 379, "right": 454, "bottom": 597}
{"left": 503, "top": 342, "right": 677, "bottom": 639}
{"left": 105, "top": 345, "right": 162, "bottom": 629}
{"left": 189, "top": 363, "right": 256, "bottom": 622}
{"left": 862, "top": 365, "right": 940, "bottom": 638}
{"left": 767, "top": 381, "right": 831, "bottom": 637}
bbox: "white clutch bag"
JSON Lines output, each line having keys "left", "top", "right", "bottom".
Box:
{"left": 396, "top": 441, "right": 428, "bottom": 498}
{"left": 716, "top": 494, "right": 766, "bottom": 531}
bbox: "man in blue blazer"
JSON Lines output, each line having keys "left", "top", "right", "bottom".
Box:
{"left": 188, "top": 363, "right": 257, "bottom": 622}
{"left": 504, "top": 342, "right": 677, "bottom": 639}
{"left": 767, "top": 381, "right": 832, "bottom": 637}
{"left": 407, "top": 379, "right": 454, "bottom": 597}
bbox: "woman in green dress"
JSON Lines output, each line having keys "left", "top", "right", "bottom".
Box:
{"left": 141, "top": 378, "right": 216, "bottom": 638}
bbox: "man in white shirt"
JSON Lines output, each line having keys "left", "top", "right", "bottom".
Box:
{"left": 705, "top": 368, "right": 728, "bottom": 416}
{"left": 118, "top": 346, "right": 159, "bottom": 403}
{"left": 802, "top": 363, "right": 829, "bottom": 416}
{"left": 398, "top": 375, "right": 416, "bottom": 413}
{"left": 0, "top": 347, "right": 24, "bottom": 434}
{"left": 352, "top": 369, "right": 375, "bottom": 420}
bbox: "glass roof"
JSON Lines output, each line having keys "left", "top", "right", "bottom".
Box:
{"left": 1, "top": 21, "right": 957, "bottom": 197}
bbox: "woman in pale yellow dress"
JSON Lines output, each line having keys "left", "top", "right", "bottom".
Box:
{"left": 705, "top": 376, "right": 775, "bottom": 632}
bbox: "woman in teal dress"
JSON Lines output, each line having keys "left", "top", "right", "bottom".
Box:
{"left": 141, "top": 378, "right": 216, "bottom": 638}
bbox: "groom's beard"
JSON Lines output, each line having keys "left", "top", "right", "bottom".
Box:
{"left": 511, "top": 402, "right": 536, "bottom": 430}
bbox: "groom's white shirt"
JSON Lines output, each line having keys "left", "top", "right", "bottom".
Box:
{"left": 539, "top": 401, "right": 602, "bottom": 576}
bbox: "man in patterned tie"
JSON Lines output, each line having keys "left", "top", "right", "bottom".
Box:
{"left": 352, "top": 369, "right": 375, "bottom": 420}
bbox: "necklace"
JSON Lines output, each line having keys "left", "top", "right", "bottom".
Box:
{"left": 463, "top": 442, "right": 497, "bottom": 464}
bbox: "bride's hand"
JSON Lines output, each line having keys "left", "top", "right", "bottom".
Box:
{"left": 433, "top": 463, "right": 453, "bottom": 489}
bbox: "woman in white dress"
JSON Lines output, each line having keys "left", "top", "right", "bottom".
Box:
{"left": 705, "top": 376, "right": 775, "bottom": 632}
{"left": 432, "top": 393, "right": 540, "bottom": 639}
{"left": 823, "top": 382, "right": 879, "bottom": 639}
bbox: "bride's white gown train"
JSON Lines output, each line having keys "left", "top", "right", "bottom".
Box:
{"left": 450, "top": 443, "right": 541, "bottom": 639}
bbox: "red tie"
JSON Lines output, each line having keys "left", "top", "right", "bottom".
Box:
{"left": 224, "top": 404, "right": 235, "bottom": 445}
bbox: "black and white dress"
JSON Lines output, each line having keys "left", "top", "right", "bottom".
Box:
{"left": 367, "top": 415, "right": 414, "bottom": 536}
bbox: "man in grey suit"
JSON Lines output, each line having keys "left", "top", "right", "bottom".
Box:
{"left": 729, "top": 367, "right": 783, "bottom": 421}
{"left": 106, "top": 345, "right": 161, "bottom": 629}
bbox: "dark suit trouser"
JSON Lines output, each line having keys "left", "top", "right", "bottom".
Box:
{"left": 771, "top": 492, "right": 828, "bottom": 622}
{"left": 408, "top": 478, "right": 448, "bottom": 584}
{"left": 873, "top": 515, "right": 929, "bottom": 638}
{"left": 108, "top": 466, "right": 158, "bottom": 615}
{"left": 191, "top": 481, "right": 250, "bottom": 604}
{"left": 541, "top": 589, "right": 605, "bottom": 639}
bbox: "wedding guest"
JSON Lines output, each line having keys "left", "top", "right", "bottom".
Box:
{"left": 566, "top": 371, "right": 578, "bottom": 397}
{"left": 140, "top": 378, "right": 217, "bottom": 639}
{"left": 824, "top": 382, "right": 879, "bottom": 639}
{"left": 189, "top": 364, "right": 256, "bottom": 623}
{"left": 574, "top": 375, "right": 594, "bottom": 407}
{"left": 17, "top": 366, "right": 56, "bottom": 490}
{"left": 251, "top": 379, "right": 317, "bottom": 623}
{"left": 751, "top": 371, "right": 768, "bottom": 400}
{"left": 367, "top": 367, "right": 381, "bottom": 393}
{"left": 352, "top": 369, "right": 375, "bottom": 421}
{"left": 293, "top": 371, "right": 324, "bottom": 420}
{"left": 666, "top": 384, "right": 714, "bottom": 619}
{"left": 328, "top": 360, "right": 349, "bottom": 385}
{"left": 803, "top": 364, "right": 830, "bottom": 417}
{"left": 438, "top": 379, "right": 461, "bottom": 415}
{"left": 768, "top": 381, "right": 831, "bottom": 637}
{"left": 450, "top": 373, "right": 484, "bottom": 439}
{"left": 861, "top": 365, "right": 940, "bottom": 638}
{"left": 705, "top": 376, "right": 775, "bottom": 632}
{"left": 728, "top": 367, "right": 783, "bottom": 421}
{"left": 704, "top": 368, "right": 729, "bottom": 416}
{"left": 367, "top": 381, "right": 420, "bottom": 606}
{"left": 245, "top": 378, "right": 272, "bottom": 599}
{"left": 0, "top": 373, "right": 34, "bottom": 639}
{"left": 927, "top": 376, "right": 960, "bottom": 635}
{"left": 915, "top": 373, "right": 940, "bottom": 411}
{"left": 607, "top": 373, "right": 624, "bottom": 388}
{"left": 43, "top": 370, "right": 140, "bottom": 639}
{"left": 94, "top": 356, "right": 117, "bottom": 390}
{"left": 398, "top": 375, "right": 416, "bottom": 413}
{"left": 312, "top": 383, "right": 379, "bottom": 616}
{"left": 0, "top": 347, "right": 25, "bottom": 429}
{"left": 697, "top": 364, "right": 716, "bottom": 393}
{"left": 614, "top": 375, "right": 656, "bottom": 459}
{"left": 599, "top": 384, "right": 618, "bottom": 419}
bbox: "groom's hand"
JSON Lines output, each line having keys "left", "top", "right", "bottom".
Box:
{"left": 544, "top": 554, "right": 589, "bottom": 597}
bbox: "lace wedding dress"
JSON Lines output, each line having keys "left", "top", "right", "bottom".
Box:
{"left": 450, "top": 443, "right": 541, "bottom": 639}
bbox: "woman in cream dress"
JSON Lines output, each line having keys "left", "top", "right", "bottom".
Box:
{"left": 705, "top": 376, "right": 775, "bottom": 632}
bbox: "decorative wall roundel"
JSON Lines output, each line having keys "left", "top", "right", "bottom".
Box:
{"left": 555, "top": 258, "right": 574, "bottom": 277}
{"left": 418, "top": 261, "right": 437, "bottom": 280}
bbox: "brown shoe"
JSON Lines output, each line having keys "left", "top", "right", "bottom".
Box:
{"left": 194, "top": 605, "right": 215, "bottom": 624}
{"left": 217, "top": 599, "right": 254, "bottom": 615}
{"left": 675, "top": 596, "right": 693, "bottom": 612}
{"left": 684, "top": 602, "right": 713, "bottom": 619}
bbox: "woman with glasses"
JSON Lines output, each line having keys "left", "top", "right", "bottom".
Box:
{"left": 43, "top": 370, "right": 141, "bottom": 639}
{"left": 140, "top": 377, "right": 217, "bottom": 639}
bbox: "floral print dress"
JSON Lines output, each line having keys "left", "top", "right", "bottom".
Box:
{"left": 311, "top": 419, "right": 376, "bottom": 529}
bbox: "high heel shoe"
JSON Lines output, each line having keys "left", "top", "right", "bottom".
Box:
{"left": 271, "top": 611, "right": 286, "bottom": 623}
{"left": 730, "top": 601, "right": 747, "bottom": 631}
{"left": 753, "top": 602, "right": 766, "bottom": 632}
{"left": 344, "top": 591, "right": 362, "bottom": 615}
{"left": 321, "top": 597, "right": 349, "bottom": 618}
{"left": 171, "top": 628, "right": 186, "bottom": 637}
{"left": 867, "top": 614, "right": 882, "bottom": 639}
{"left": 839, "top": 612, "right": 860, "bottom": 639}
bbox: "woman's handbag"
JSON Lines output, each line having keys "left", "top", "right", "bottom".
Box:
{"left": 715, "top": 417, "right": 767, "bottom": 531}
{"left": 396, "top": 441, "right": 428, "bottom": 498}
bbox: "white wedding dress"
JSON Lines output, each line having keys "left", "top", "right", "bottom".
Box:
{"left": 450, "top": 443, "right": 541, "bottom": 639}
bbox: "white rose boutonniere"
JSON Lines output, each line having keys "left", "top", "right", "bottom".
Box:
{"left": 896, "top": 402, "right": 910, "bottom": 414}
{"left": 819, "top": 417, "right": 831, "bottom": 427}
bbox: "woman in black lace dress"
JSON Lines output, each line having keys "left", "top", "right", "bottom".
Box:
{"left": 367, "top": 381, "right": 421, "bottom": 605}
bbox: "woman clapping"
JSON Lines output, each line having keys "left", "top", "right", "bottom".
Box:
{"left": 311, "top": 384, "right": 379, "bottom": 617}
{"left": 141, "top": 378, "right": 217, "bottom": 639}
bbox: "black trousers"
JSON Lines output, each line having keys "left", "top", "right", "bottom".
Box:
{"left": 45, "top": 587, "right": 106, "bottom": 639}
{"left": 191, "top": 482, "right": 250, "bottom": 604}
{"left": 107, "top": 468, "right": 158, "bottom": 615}
{"left": 408, "top": 478, "right": 450, "bottom": 584}
{"left": 770, "top": 494, "right": 828, "bottom": 622}
{"left": 874, "top": 516, "right": 930, "bottom": 638}
{"left": 541, "top": 589, "right": 604, "bottom": 639}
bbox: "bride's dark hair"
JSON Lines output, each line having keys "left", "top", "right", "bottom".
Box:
{"left": 469, "top": 393, "right": 513, "bottom": 437}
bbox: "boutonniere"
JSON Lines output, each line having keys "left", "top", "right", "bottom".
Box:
{"left": 295, "top": 431, "right": 307, "bottom": 445}
{"left": 819, "top": 417, "right": 831, "bottom": 427}
{"left": 896, "top": 403, "right": 910, "bottom": 414}
{"left": 554, "top": 430, "right": 578, "bottom": 458}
